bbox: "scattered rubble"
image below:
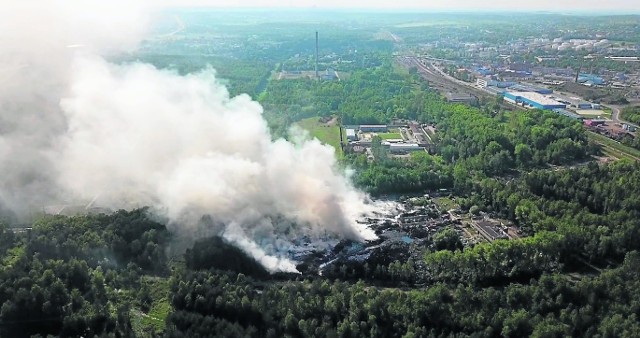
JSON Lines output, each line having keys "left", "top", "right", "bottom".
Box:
{"left": 294, "top": 195, "right": 523, "bottom": 280}
{"left": 295, "top": 195, "right": 455, "bottom": 276}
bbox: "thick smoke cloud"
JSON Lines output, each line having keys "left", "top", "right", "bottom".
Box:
{"left": 1, "top": 1, "right": 380, "bottom": 272}
{"left": 0, "top": 0, "right": 149, "bottom": 216}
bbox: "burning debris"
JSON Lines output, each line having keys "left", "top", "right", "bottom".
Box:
{"left": 292, "top": 195, "right": 456, "bottom": 279}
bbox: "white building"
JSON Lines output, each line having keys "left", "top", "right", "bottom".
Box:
{"left": 345, "top": 128, "right": 357, "bottom": 141}
{"left": 476, "top": 78, "right": 489, "bottom": 88}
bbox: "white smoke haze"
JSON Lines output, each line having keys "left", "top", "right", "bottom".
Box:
{"left": 0, "top": 0, "right": 150, "bottom": 216}
{"left": 1, "top": 1, "right": 384, "bottom": 272}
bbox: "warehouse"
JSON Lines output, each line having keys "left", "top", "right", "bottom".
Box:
{"left": 578, "top": 74, "right": 604, "bottom": 85}
{"left": 509, "top": 83, "right": 553, "bottom": 94}
{"left": 504, "top": 91, "right": 566, "bottom": 110}
{"left": 552, "top": 108, "right": 584, "bottom": 120}
{"left": 383, "top": 142, "right": 425, "bottom": 153}
{"left": 360, "top": 125, "right": 388, "bottom": 132}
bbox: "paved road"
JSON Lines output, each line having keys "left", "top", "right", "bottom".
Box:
{"left": 554, "top": 88, "right": 637, "bottom": 133}
{"left": 610, "top": 105, "right": 636, "bottom": 126}
{"left": 611, "top": 105, "right": 622, "bottom": 122}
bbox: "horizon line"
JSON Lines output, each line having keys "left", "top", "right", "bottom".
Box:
{"left": 158, "top": 7, "right": 640, "bottom": 15}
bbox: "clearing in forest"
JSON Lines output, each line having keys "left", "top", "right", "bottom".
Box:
{"left": 295, "top": 116, "right": 344, "bottom": 155}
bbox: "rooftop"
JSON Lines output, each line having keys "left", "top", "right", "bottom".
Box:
{"left": 510, "top": 84, "right": 544, "bottom": 92}
{"left": 552, "top": 108, "right": 584, "bottom": 120}
{"left": 507, "top": 91, "right": 564, "bottom": 106}
{"left": 388, "top": 143, "right": 421, "bottom": 148}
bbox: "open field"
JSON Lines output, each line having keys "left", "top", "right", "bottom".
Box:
{"left": 295, "top": 117, "right": 344, "bottom": 155}
{"left": 576, "top": 109, "right": 611, "bottom": 119}
{"left": 434, "top": 196, "right": 458, "bottom": 211}
{"left": 131, "top": 277, "right": 171, "bottom": 336}
{"left": 274, "top": 71, "right": 318, "bottom": 80}
{"left": 620, "top": 106, "right": 640, "bottom": 125}
{"left": 378, "top": 132, "right": 403, "bottom": 140}
{"left": 1, "top": 246, "right": 24, "bottom": 267}
{"left": 588, "top": 131, "right": 640, "bottom": 161}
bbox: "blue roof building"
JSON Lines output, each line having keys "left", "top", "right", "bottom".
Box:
{"left": 578, "top": 73, "right": 604, "bottom": 85}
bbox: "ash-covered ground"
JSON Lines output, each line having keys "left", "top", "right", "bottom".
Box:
{"left": 290, "top": 195, "right": 457, "bottom": 282}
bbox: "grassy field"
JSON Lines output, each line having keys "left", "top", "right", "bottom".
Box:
{"left": 576, "top": 109, "right": 611, "bottom": 119}
{"left": 131, "top": 277, "right": 171, "bottom": 336}
{"left": 1, "top": 246, "right": 24, "bottom": 267}
{"left": 295, "top": 117, "right": 344, "bottom": 155}
{"left": 620, "top": 106, "right": 640, "bottom": 125}
{"left": 434, "top": 197, "right": 459, "bottom": 211}
{"left": 378, "top": 132, "right": 403, "bottom": 140}
{"left": 588, "top": 131, "right": 640, "bottom": 161}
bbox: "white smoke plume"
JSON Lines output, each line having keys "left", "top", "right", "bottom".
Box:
{"left": 1, "top": 1, "right": 381, "bottom": 272}
{"left": 0, "top": 0, "right": 150, "bottom": 216}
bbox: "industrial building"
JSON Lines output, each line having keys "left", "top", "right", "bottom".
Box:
{"left": 550, "top": 95, "right": 599, "bottom": 110}
{"left": 504, "top": 91, "right": 566, "bottom": 110}
{"left": 577, "top": 73, "right": 605, "bottom": 86}
{"left": 535, "top": 56, "right": 559, "bottom": 62}
{"left": 383, "top": 142, "right": 425, "bottom": 153}
{"left": 476, "top": 78, "right": 489, "bottom": 88}
{"left": 472, "top": 219, "right": 508, "bottom": 242}
{"left": 322, "top": 68, "right": 337, "bottom": 80}
{"left": 475, "top": 67, "right": 494, "bottom": 76}
{"left": 509, "top": 83, "right": 553, "bottom": 94}
{"left": 476, "top": 78, "right": 514, "bottom": 88}
{"left": 552, "top": 108, "right": 584, "bottom": 120}
{"left": 584, "top": 119, "right": 606, "bottom": 127}
{"left": 345, "top": 128, "right": 357, "bottom": 141}
{"left": 360, "top": 125, "right": 388, "bottom": 132}
{"left": 576, "top": 102, "right": 596, "bottom": 109}
{"left": 489, "top": 80, "right": 516, "bottom": 88}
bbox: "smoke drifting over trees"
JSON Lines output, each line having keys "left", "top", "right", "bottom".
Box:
{"left": 0, "top": 1, "right": 378, "bottom": 272}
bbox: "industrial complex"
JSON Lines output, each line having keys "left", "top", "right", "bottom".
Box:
{"left": 503, "top": 91, "right": 566, "bottom": 110}
{"left": 343, "top": 121, "right": 436, "bottom": 158}
{"left": 476, "top": 78, "right": 608, "bottom": 122}
{"left": 276, "top": 31, "right": 342, "bottom": 81}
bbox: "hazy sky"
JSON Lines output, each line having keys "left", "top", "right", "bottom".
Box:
{"left": 158, "top": 0, "right": 639, "bottom": 12}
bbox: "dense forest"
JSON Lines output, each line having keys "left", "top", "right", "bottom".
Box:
{"left": 0, "top": 209, "right": 168, "bottom": 337}
{"left": 621, "top": 105, "right": 640, "bottom": 125}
